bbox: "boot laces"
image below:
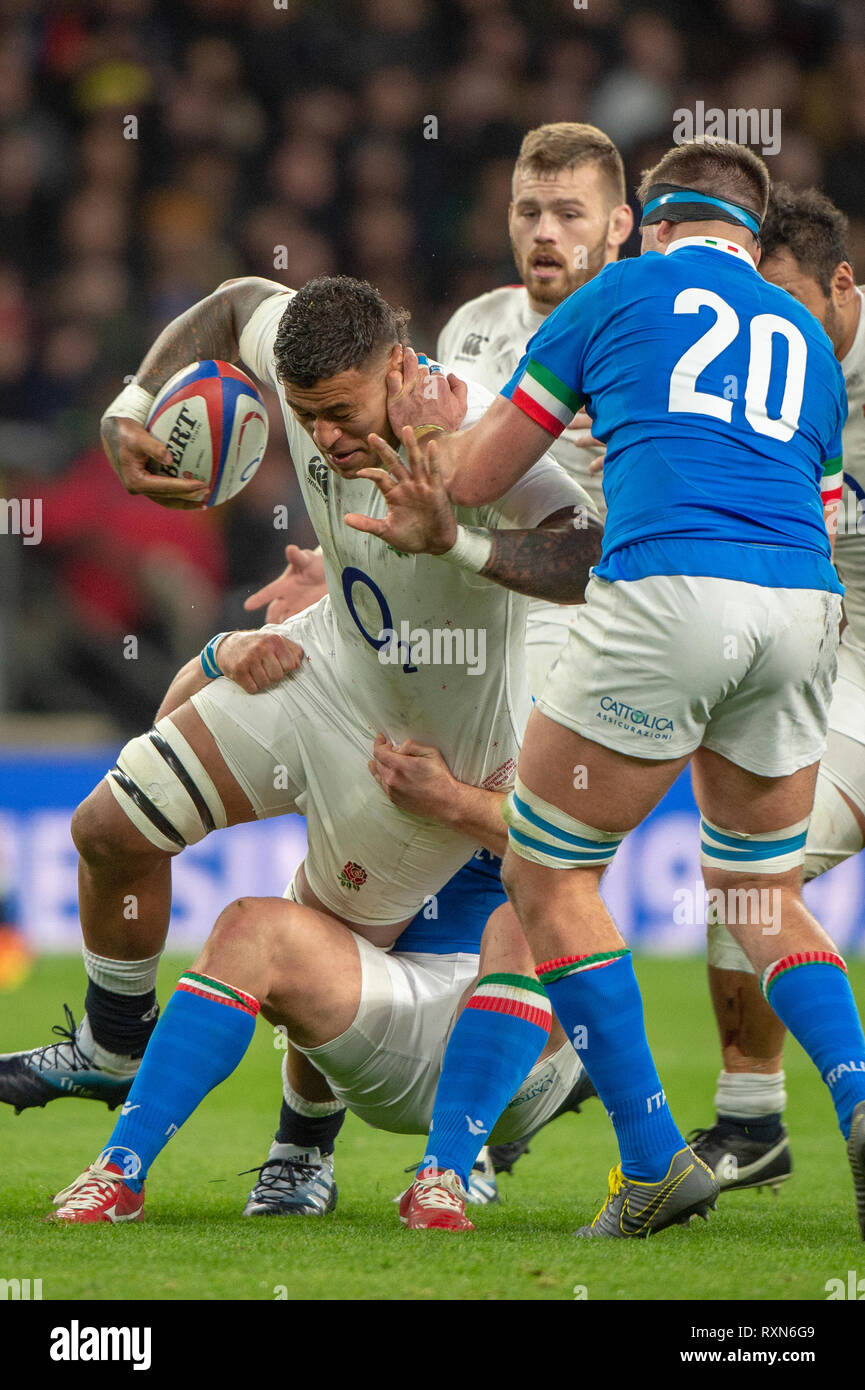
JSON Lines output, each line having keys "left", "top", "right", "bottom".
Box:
{"left": 239, "top": 1157, "right": 320, "bottom": 1195}
{"left": 412, "top": 1169, "right": 466, "bottom": 1213}
{"left": 54, "top": 1157, "right": 127, "bottom": 1210}
{"left": 591, "top": 1164, "right": 625, "bottom": 1228}
{"left": 32, "top": 1005, "right": 92, "bottom": 1075}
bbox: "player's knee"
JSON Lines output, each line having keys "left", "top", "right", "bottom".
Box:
{"left": 209, "top": 896, "right": 307, "bottom": 964}
{"left": 211, "top": 897, "right": 269, "bottom": 949}
{"left": 71, "top": 785, "right": 163, "bottom": 866}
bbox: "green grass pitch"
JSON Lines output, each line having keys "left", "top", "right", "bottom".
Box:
{"left": 0, "top": 953, "right": 863, "bottom": 1302}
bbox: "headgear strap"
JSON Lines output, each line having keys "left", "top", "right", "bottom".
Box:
{"left": 640, "top": 183, "right": 762, "bottom": 239}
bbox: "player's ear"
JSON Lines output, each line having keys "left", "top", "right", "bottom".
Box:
{"left": 832, "top": 261, "right": 857, "bottom": 305}
{"left": 654, "top": 219, "right": 675, "bottom": 248}
{"left": 607, "top": 203, "right": 634, "bottom": 247}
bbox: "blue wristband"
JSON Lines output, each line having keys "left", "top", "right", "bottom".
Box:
{"left": 200, "top": 632, "right": 231, "bottom": 680}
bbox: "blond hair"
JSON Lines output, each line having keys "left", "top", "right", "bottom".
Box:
{"left": 514, "top": 122, "right": 626, "bottom": 205}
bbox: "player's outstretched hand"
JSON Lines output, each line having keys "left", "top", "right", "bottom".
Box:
{"left": 385, "top": 347, "right": 467, "bottom": 438}
{"left": 215, "top": 630, "right": 304, "bottom": 694}
{"left": 369, "top": 734, "right": 459, "bottom": 821}
{"left": 345, "top": 427, "right": 458, "bottom": 555}
{"left": 100, "top": 417, "right": 210, "bottom": 508}
{"left": 243, "top": 545, "right": 327, "bottom": 624}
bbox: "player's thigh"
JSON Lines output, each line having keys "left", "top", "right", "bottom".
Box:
{"left": 692, "top": 746, "right": 819, "bottom": 835}
{"left": 517, "top": 707, "right": 689, "bottom": 832}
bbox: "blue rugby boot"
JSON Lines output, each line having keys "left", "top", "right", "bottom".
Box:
{"left": 0, "top": 1006, "right": 136, "bottom": 1112}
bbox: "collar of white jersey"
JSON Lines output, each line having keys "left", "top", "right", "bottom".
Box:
{"left": 665, "top": 234, "right": 758, "bottom": 271}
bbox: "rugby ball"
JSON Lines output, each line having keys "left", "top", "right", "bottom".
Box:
{"left": 145, "top": 360, "right": 269, "bottom": 507}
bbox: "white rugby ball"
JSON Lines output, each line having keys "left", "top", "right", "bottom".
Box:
{"left": 145, "top": 359, "right": 269, "bottom": 507}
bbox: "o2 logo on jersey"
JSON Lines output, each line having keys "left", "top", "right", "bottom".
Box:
{"left": 669, "top": 289, "right": 807, "bottom": 441}
{"left": 341, "top": 566, "right": 417, "bottom": 672}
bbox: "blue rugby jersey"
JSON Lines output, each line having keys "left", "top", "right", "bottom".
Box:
{"left": 392, "top": 848, "right": 505, "bottom": 955}
{"left": 501, "top": 236, "right": 847, "bottom": 593}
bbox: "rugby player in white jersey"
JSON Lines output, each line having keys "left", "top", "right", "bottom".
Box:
{"left": 3, "top": 275, "right": 605, "bottom": 1224}
{"left": 234, "top": 123, "right": 631, "bottom": 1204}
{"left": 689, "top": 184, "right": 865, "bottom": 1193}
{"left": 440, "top": 122, "right": 630, "bottom": 697}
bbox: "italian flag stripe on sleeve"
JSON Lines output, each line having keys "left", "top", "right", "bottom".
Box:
{"left": 510, "top": 359, "right": 582, "bottom": 435}
{"left": 821, "top": 454, "right": 843, "bottom": 505}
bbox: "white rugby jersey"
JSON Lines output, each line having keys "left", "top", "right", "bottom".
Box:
{"left": 437, "top": 284, "right": 606, "bottom": 513}
{"left": 835, "top": 287, "right": 865, "bottom": 654}
{"left": 239, "top": 291, "right": 585, "bottom": 790}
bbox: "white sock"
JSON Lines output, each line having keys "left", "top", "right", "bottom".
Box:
{"left": 76, "top": 1016, "right": 140, "bottom": 1077}
{"left": 82, "top": 947, "right": 161, "bottom": 996}
{"left": 282, "top": 1076, "right": 344, "bottom": 1117}
{"left": 714, "top": 1069, "right": 787, "bottom": 1120}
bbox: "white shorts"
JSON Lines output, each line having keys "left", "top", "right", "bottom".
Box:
{"left": 537, "top": 573, "right": 840, "bottom": 777}
{"left": 525, "top": 598, "right": 585, "bottom": 702}
{"left": 297, "top": 931, "right": 583, "bottom": 1141}
{"left": 191, "top": 605, "right": 476, "bottom": 928}
{"left": 820, "top": 635, "right": 865, "bottom": 816}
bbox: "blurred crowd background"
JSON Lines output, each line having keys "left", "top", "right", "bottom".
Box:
{"left": 2, "top": 0, "right": 865, "bottom": 734}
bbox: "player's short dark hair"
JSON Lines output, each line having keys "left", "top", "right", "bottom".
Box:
{"left": 274, "top": 275, "right": 411, "bottom": 387}
{"left": 759, "top": 183, "right": 851, "bottom": 296}
{"left": 514, "top": 122, "right": 626, "bottom": 205}
{"left": 637, "top": 138, "right": 770, "bottom": 227}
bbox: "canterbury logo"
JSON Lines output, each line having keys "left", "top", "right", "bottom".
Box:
{"left": 458, "top": 332, "right": 488, "bottom": 358}
{"left": 306, "top": 458, "right": 329, "bottom": 500}
{"left": 621, "top": 1162, "right": 694, "bottom": 1234}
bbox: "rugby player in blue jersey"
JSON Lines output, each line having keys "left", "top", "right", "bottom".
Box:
{"left": 378, "top": 138, "right": 865, "bottom": 1239}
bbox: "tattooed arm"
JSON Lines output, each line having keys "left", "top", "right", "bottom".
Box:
{"left": 478, "top": 505, "right": 602, "bottom": 603}
{"left": 101, "top": 277, "right": 289, "bottom": 506}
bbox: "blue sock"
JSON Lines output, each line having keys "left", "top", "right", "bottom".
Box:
{"left": 99, "top": 971, "right": 260, "bottom": 1189}
{"left": 762, "top": 951, "right": 865, "bottom": 1138}
{"left": 538, "top": 949, "right": 684, "bottom": 1181}
{"left": 419, "top": 973, "right": 552, "bottom": 1187}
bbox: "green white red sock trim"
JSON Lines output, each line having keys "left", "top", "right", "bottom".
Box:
{"left": 760, "top": 951, "right": 847, "bottom": 1001}
{"left": 466, "top": 973, "right": 552, "bottom": 1032}
{"left": 536, "top": 949, "right": 629, "bottom": 986}
{"left": 177, "top": 971, "right": 260, "bottom": 1017}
